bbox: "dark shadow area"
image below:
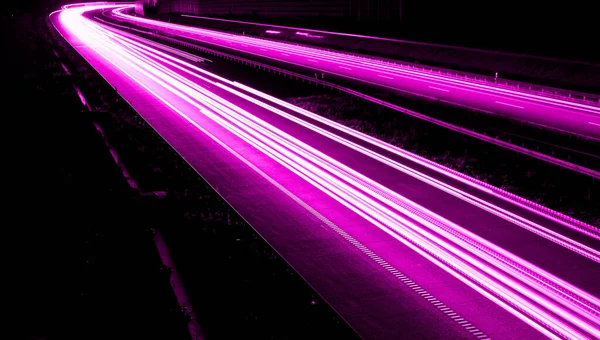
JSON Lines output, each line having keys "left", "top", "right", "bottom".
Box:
{"left": 5, "top": 3, "right": 359, "bottom": 339}
{"left": 4, "top": 9, "right": 190, "bottom": 340}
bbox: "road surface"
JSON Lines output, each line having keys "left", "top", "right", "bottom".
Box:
{"left": 52, "top": 4, "right": 600, "bottom": 339}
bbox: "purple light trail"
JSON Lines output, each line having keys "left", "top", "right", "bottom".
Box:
{"left": 111, "top": 7, "right": 600, "bottom": 140}
{"left": 53, "top": 4, "right": 600, "bottom": 339}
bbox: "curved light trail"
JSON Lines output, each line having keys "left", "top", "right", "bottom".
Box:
{"left": 52, "top": 3, "right": 600, "bottom": 339}
{"left": 107, "top": 6, "right": 600, "bottom": 140}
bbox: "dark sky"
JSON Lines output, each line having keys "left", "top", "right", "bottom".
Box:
{"left": 401, "top": 0, "right": 597, "bottom": 60}
{"left": 404, "top": 0, "right": 596, "bottom": 31}
{"left": 7, "top": 0, "right": 64, "bottom": 11}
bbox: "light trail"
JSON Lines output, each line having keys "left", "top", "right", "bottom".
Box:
{"left": 104, "top": 10, "right": 600, "bottom": 226}
{"left": 496, "top": 101, "right": 525, "bottom": 109}
{"left": 102, "top": 4, "right": 600, "bottom": 246}
{"left": 98, "top": 6, "right": 600, "bottom": 178}
{"left": 111, "top": 7, "right": 600, "bottom": 126}
{"left": 429, "top": 86, "right": 450, "bottom": 92}
{"left": 55, "top": 4, "right": 600, "bottom": 339}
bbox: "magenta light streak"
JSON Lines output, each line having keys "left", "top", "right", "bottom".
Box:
{"left": 265, "top": 30, "right": 281, "bottom": 34}
{"left": 71, "top": 3, "right": 600, "bottom": 246}
{"left": 103, "top": 16, "right": 600, "bottom": 243}
{"left": 115, "top": 9, "right": 599, "bottom": 231}
{"left": 57, "top": 4, "right": 600, "bottom": 339}
{"left": 228, "top": 83, "right": 600, "bottom": 242}
{"left": 112, "top": 7, "right": 599, "bottom": 117}
{"left": 119, "top": 39, "right": 600, "bottom": 333}
{"left": 105, "top": 7, "right": 600, "bottom": 251}
{"left": 136, "top": 53, "right": 598, "bottom": 336}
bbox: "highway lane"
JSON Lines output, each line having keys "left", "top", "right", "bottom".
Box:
{"left": 107, "top": 7, "right": 600, "bottom": 140}
{"left": 53, "top": 4, "right": 600, "bottom": 339}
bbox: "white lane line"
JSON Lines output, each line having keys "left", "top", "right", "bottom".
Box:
{"left": 589, "top": 122, "right": 600, "bottom": 127}
{"left": 324, "top": 224, "right": 488, "bottom": 338}
{"left": 339, "top": 66, "right": 352, "bottom": 70}
{"left": 307, "top": 59, "right": 319, "bottom": 63}
{"left": 429, "top": 86, "right": 449, "bottom": 92}
{"left": 378, "top": 74, "right": 394, "bottom": 80}
{"left": 281, "top": 53, "right": 290, "bottom": 56}
{"left": 495, "top": 101, "right": 524, "bottom": 109}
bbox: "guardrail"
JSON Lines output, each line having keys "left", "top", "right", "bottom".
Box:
{"left": 366, "top": 59, "right": 600, "bottom": 105}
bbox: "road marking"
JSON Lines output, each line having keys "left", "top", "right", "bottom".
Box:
{"left": 429, "top": 86, "right": 449, "bottom": 92}
{"left": 323, "top": 223, "right": 488, "bottom": 338}
{"left": 378, "top": 74, "right": 394, "bottom": 80}
{"left": 495, "top": 101, "right": 524, "bottom": 109}
{"left": 307, "top": 59, "right": 319, "bottom": 63}
{"left": 339, "top": 66, "right": 352, "bottom": 70}
{"left": 281, "top": 53, "right": 290, "bottom": 56}
{"left": 589, "top": 122, "right": 600, "bottom": 127}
